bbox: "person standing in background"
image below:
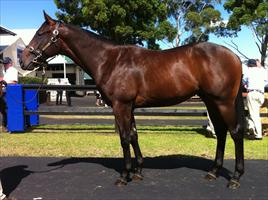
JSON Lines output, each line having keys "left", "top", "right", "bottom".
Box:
{"left": 243, "top": 59, "right": 267, "bottom": 140}
{"left": 0, "top": 57, "right": 18, "bottom": 132}
{"left": 0, "top": 58, "right": 17, "bottom": 199}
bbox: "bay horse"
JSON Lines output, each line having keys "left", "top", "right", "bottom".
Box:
{"left": 20, "top": 12, "right": 245, "bottom": 189}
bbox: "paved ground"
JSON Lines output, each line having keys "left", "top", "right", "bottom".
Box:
{"left": 1, "top": 96, "right": 268, "bottom": 199}
{"left": 0, "top": 157, "right": 267, "bottom": 200}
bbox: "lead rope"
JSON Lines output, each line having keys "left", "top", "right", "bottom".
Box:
{"left": 41, "top": 64, "right": 47, "bottom": 85}
{"left": 18, "top": 55, "right": 57, "bottom": 104}
{"left": 7, "top": 63, "right": 49, "bottom": 105}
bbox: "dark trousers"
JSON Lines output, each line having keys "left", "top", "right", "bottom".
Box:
{"left": 56, "top": 91, "right": 71, "bottom": 106}
{"left": 56, "top": 91, "right": 63, "bottom": 105}
{"left": 66, "top": 91, "right": 71, "bottom": 106}
{"left": 0, "top": 96, "right": 7, "bottom": 127}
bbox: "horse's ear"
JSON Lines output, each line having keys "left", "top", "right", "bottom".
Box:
{"left": 43, "top": 11, "right": 56, "bottom": 26}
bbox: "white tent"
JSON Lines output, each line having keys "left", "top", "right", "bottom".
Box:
{"left": 48, "top": 55, "right": 67, "bottom": 78}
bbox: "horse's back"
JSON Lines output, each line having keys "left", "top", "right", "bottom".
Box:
{"left": 106, "top": 42, "right": 242, "bottom": 107}
{"left": 139, "top": 42, "right": 242, "bottom": 101}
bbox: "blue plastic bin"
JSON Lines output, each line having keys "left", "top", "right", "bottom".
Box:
{"left": 6, "top": 84, "right": 25, "bottom": 132}
{"left": 24, "top": 89, "right": 39, "bottom": 126}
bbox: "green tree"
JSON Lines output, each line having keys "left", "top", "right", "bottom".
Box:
{"left": 54, "top": 0, "right": 177, "bottom": 49}
{"left": 167, "top": 0, "right": 222, "bottom": 47}
{"left": 223, "top": 0, "right": 268, "bottom": 65}
{"left": 54, "top": 0, "right": 222, "bottom": 49}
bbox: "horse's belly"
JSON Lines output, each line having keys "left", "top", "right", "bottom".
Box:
{"left": 134, "top": 94, "right": 193, "bottom": 108}
{"left": 134, "top": 80, "right": 198, "bottom": 108}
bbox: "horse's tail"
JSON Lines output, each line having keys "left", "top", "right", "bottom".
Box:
{"left": 235, "top": 78, "right": 246, "bottom": 135}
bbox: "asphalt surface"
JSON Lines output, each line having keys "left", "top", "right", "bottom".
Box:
{"left": 0, "top": 157, "right": 267, "bottom": 200}
{"left": 1, "top": 96, "right": 268, "bottom": 199}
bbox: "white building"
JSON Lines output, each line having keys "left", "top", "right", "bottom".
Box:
{"left": 0, "top": 28, "right": 91, "bottom": 85}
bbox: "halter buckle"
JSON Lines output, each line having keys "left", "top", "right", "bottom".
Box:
{"left": 53, "top": 29, "right": 59, "bottom": 36}
{"left": 51, "top": 36, "right": 58, "bottom": 43}
{"left": 27, "top": 22, "right": 60, "bottom": 66}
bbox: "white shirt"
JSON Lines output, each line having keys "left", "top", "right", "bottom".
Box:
{"left": 243, "top": 66, "right": 267, "bottom": 93}
{"left": 265, "top": 67, "right": 268, "bottom": 88}
{"left": 3, "top": 66, "right": 18, "bottom": 84}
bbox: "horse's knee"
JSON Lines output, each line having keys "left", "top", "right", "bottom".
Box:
{"left": 130, "top": 128, "right": 140, "bottom": 147}
{"left": 130, "top": 132, "right": 138, "bottom": 143}
{"left": 120, "top": 134, "right": 131, "bottom": 148}
{"left": 130, "top": 124, "right": 137, "bottom": 135}
{"left": 230, "top": 124, "right": 244, "bottom": 140}
{"left": 121, "top": 138, "right": 130, "bottom": 148}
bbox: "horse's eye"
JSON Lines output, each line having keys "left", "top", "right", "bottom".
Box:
{"left": 37, "top": 30, "right": 50, "bottom": 36}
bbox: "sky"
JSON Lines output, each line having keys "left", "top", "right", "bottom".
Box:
{"left": 0, "top": 0, "right": 262, "bottom": 60}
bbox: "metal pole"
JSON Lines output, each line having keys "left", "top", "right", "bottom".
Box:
{"left": 63, "top": 60, "right": 66, "bottom": 78}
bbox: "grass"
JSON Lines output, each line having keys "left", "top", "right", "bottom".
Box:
{"left": 0, "top": 125, "right": 267, "bottom": 159}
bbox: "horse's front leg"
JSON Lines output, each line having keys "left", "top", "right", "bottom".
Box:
{"left": 130, "top": 114, "right": 143, "bottom": 181}
{"left": 205, "top": 130, "right": 227, "bottom": 180}
{"left": 203, "top": 107, "right": 228, "bottom": 181}
{"left": 113, "top": 101, "right": 133, "bottom": 186}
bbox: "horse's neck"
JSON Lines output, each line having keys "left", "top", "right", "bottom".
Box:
{"left": 60, "top": 25, "right": 113, "bottom": 84}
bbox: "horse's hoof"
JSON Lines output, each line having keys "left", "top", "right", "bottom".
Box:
{"left": 132, "top": 173, "right": 143, "bottom": 181}
{"left": 227, "top": 179, "right": 240, "bottom": 189}
{"left": 115, "top": 178, "right": 127, "bottom": 186}
{"left": 204, "top": 172, "right": 217, "bottom": 181}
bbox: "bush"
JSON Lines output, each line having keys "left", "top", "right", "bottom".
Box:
{"left": 18, "top": 76, "right": 47, "bottom": 84}
{"left": 19, "top": 76, "right": 47, "bottom": 104}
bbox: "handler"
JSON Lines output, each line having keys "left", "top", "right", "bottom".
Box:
{"left": 243, "top": 59, "right": 266, "bottom": 140}
{"left": 0, "top": 57, "right": 18, "bottom": 199}
{"left": 0, "top": 57, "right": 18, "bottom": 132}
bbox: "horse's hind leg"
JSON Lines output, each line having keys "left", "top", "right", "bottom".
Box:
{"left": 216, "top": 102, "right": 244, "bottom": 189}
{"left": 130, "top": 114, "right": 144, "bottom": 180}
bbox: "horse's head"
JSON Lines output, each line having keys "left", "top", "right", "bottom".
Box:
{"left": 20, "top": 11, "right": 62, "bottom": 70}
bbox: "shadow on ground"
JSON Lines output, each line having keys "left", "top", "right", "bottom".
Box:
{"left": 47, "top": 154, "right": 232, "bottom": 179}
{"left": 1, "top": 155, "right": 227, "bottom": 195}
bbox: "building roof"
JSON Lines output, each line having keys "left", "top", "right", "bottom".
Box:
{"left": 48, "top": 55, "right": 74, "bottom": 64}
{"left": 0, "top": 29, "right": 36, "bottom": 45}
{"left": 0, "top": 45, "right": 8, "bottom": 52}
{"left": 0, "top": 25, "right": 16, "bottom": 36}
